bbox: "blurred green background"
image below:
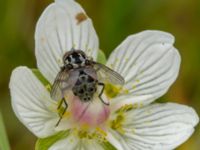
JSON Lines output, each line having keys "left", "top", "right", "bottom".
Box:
{"left": 0, "top": 0, "right": 199, "bottom": 149}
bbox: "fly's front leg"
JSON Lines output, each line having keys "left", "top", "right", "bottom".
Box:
{"left": 57, "top": 84, "right": 69, "bottom": 110}
{"left": 55, "top": 99, "right": 68, "bottom": 127}
{"left": 57, "top": 98, "right": 64, "bottom": 110}
{"left": 98, "top": 82, "right": 109, "bottom": 105}
{"left": 55, "top": 86, "right": 69, "bottom": 127}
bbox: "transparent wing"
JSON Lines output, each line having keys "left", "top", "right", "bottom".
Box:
{"left": 93, "top": 62, "right": 125, "bottom": 85}
{"left": 50, "top": 69, "right": 71, "bottom": 101}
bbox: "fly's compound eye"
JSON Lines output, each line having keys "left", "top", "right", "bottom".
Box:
{"left": 64, "top": 57, "right": 70, "bottom": 64}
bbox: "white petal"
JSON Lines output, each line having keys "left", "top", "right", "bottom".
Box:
{"left": 107, "top": 103, "right": 199, "bottom": 150}
{"left": 107, "top": 30, "right": 181, "bottom": 109}
{"left": 106, "top": 132, "right": 124, "bottom": 150}
{"left": 9, "top": 67, "right": 58, "bottom": 138}
{"left": 35, "top": 0, "right": 99, "bottom": 83}
{"left": 50, "top": 134, "right": 104, "bottom": 150}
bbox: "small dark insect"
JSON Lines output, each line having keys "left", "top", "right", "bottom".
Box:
{"left": 51, "top": 48, "right": 125, "bottom": 126}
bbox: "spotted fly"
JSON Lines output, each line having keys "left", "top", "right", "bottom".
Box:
{"left": 51, "top": 49, "right": 125, "bottom": 126}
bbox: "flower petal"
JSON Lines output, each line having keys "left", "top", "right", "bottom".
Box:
{"left": 107, "top": 103, "right": 199, "bottom": 150}
{"left": 9, "top": 67, "right": 58, "bottom": 138}
{"left": 35, "top": 0, "right": 99, "bottom": 83}
{"left": 49, "top": 134, "right": 104, "bottom": 150}
{"left": 107, "top": 30, "right": 181, "bottom": 109}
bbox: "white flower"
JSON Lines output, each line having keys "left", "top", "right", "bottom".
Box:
{"left": 9, "top": 0, "right": 199, "bottom": 150}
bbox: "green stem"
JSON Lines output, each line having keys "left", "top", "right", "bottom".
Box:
{"left": 0, "top": 112, "right": 10, "bottom": 150}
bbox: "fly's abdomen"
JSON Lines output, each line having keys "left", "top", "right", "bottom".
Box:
{"left": 72, "top": 71, "right": 97, "bottom": 102}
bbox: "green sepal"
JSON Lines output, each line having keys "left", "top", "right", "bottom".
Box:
{"left": 101, "top": 142, "right": 117, "bottom": 150}
{"left": 97, "top": 50, "right": 107, "bottom": 65}
{"left": 35, "top": 130, "right": 70, "bottom": 150}
{"left": 32, "top": 69, "right": 50, "bottom": 86}
{"left": 32, "top": 69, "right": 52, "bottom": 92}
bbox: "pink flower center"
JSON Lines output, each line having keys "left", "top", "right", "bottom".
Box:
{"left": 69, "top": 96, "right": 110, "bottom": 127}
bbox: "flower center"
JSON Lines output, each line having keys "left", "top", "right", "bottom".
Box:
{"left": 56, "top": 94, "right": 110, "bottom": 142}
{"left": 54, "top": 84, "right": 131, "bottom": 140}
{"left": 59, "top": 94, "right": 110, "bottom": 129}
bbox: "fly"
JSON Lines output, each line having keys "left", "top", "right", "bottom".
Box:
{"left": 51, "top": 48, "right": 125, "bottom": 126}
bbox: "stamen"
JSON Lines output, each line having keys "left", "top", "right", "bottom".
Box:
{"left": 110, "top": 113, "right": 125, "bottom": 134}
{"left": 132, "top": 85, "right": 137, "bottom": 89}
{"left": 117, "top": 104, "right": 134, "bottom": 113}
{"left": 110, "top": 104, "right": 137, "bottom": 135}
{"left": 105, "top": 83, "right": 122, "bottom": 98}
{"left": 71, "top": 127, "right": 107, "bottom": 143}
{"left": 105, "top": 83, "right": 129, "bottom": 98}
{"left": 136, "top": 79, "right": 140, "bottom": 83}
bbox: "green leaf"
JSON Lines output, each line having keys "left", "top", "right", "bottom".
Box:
{"left": 0, "top": 112, "right": 10, "bottom": 150}
{"left": 97, "top": 50, "right": 107, "bottom": 65}
{"left": 35, "top": 130, "right": 70, "bottom": 150}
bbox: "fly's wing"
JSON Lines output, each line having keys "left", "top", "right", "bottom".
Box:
{"left": 50, "top": 69, "right": 71, "bottom": 101}
{"left": 93, "top": 62, "right": 125, "bottom": 85}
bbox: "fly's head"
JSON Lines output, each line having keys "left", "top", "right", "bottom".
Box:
{"left": 63, "top": 50, "right": 89, "bottom": 69}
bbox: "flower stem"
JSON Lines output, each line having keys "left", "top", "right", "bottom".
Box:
{"left": 0, "top": 112, "right": 10, "bottom": 150}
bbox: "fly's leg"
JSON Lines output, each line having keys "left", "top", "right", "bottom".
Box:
{"left": 57, "top": 84, "right": 69, "bottom": 110}
{"left": 55, "top": 99, "right": 68, "bottom": 127}
{"left": 55, "top": 85, "right": 69, "bottom": 127}
{"left": 57, "top": 98, "right": 64, "bottom": 110}
{"left": 98, "top": 82, "right": 109, "bottom": 105}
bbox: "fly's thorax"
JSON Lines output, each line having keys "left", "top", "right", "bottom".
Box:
{"left": 72, "top": 69, "right": 97, "bottom": 102}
